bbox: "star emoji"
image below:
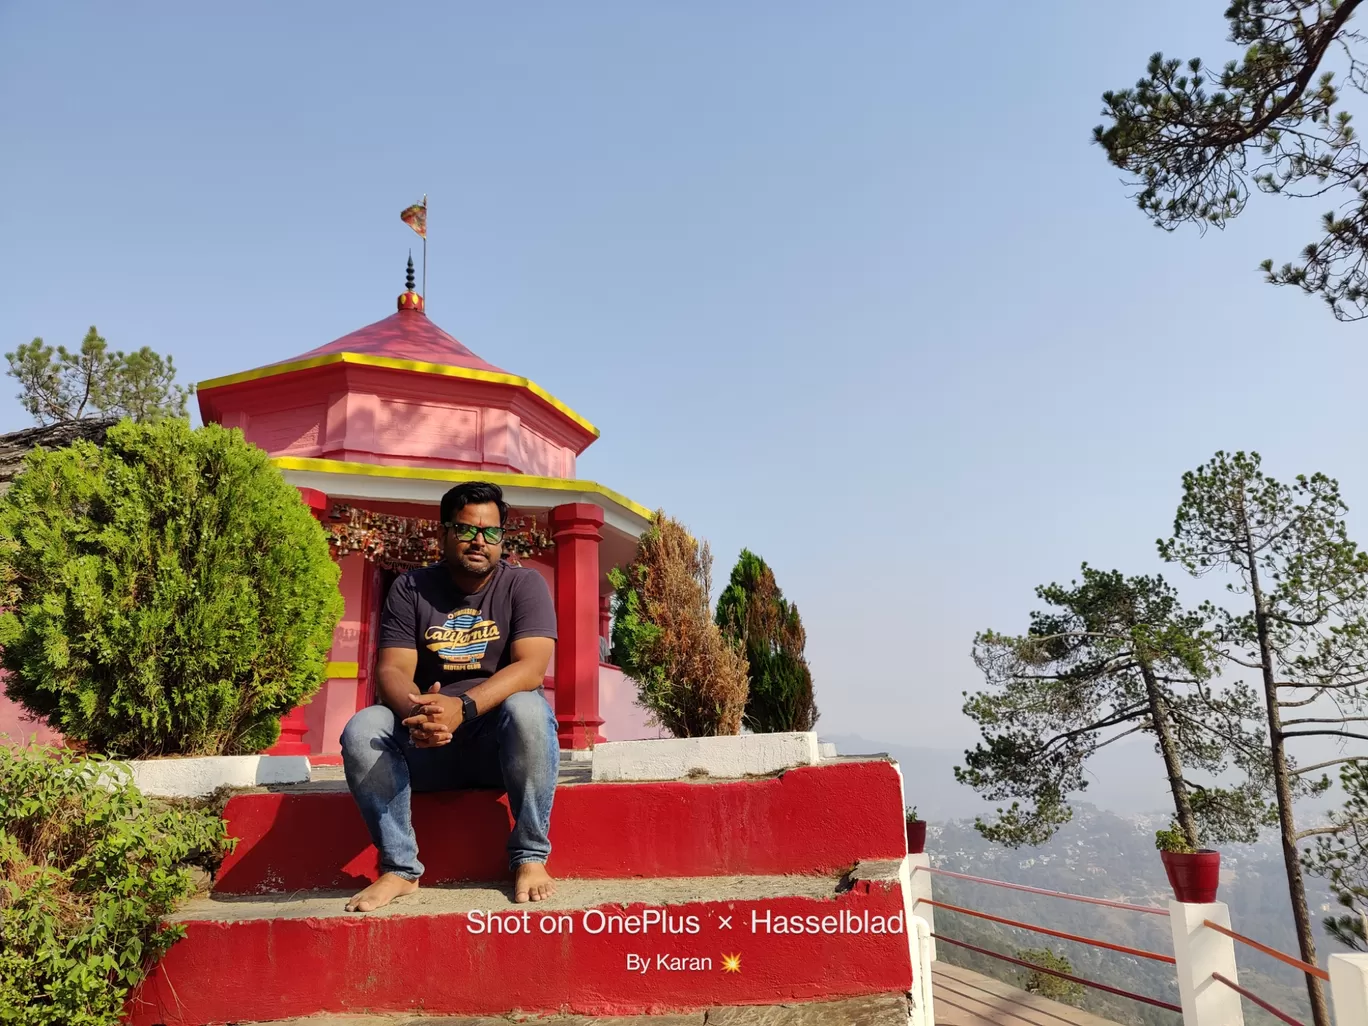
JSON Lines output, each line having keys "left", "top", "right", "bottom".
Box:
{"left": 721, "top": 953, "right": 742, "bottom": 974}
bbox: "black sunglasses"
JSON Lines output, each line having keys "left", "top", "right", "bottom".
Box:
{"left": 444, "top": 522, "right": 505, "bottom": 544}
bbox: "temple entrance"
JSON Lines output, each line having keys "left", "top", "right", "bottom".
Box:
{"left": 357, "top": 564, "right": 400, "bottom": 710}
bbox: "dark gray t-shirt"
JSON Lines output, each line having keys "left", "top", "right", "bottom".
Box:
{"left": 378, "top": 560, "right": 557, "bottom": 697}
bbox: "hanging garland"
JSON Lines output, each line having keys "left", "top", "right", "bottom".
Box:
{"left": 325, "top": 503, "right": 554, "bottom": 569}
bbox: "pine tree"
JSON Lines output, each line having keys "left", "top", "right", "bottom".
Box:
{"left": 715, "top": 550, "right": 817, "bottom": 733}
{"left": 1305, "top": 761, "right": 1368, "bottom": 952}
{"left": 959, "top": 565, "right": 1273, "bottom": 848}
{"left": 1160, "top": 450, "right": 1368, "bottom": 1026}
{"left": 6, "top": 327, "right": 193, "bottom": 426}
{"left": 1095, "top": 1, "right": 1368, "bottom": 321}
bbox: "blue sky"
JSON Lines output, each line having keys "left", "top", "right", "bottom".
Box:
{"left": 4, "top": 2, "right": 1366, "bottom": 751}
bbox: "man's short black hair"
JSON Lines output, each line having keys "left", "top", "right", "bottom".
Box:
{"left": 440, "top": 481, "right": 509, "bottom": 526}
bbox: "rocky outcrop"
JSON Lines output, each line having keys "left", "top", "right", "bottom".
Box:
{"left": 0, "top": 418, "right": 116, "bottom": 491}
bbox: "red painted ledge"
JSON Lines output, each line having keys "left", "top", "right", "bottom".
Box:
{"left": 127, "top": 884, "right": 911, "bottom": 1025}
{"left": 215, "top": 760, "right": 906, "bottom": 894}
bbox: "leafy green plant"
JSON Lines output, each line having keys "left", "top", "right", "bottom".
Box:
{"left": 1016, "top": 947, "right": 1083, "bottom": 1005}
{"left": 715, "top": 549, "right": 817, "bottom": 733}
{"left": 609, "top": 511, "right": 748, "bottom": 737}
{"left": 907, "top": 806, "right": 919, "bottom": 823}
{"left": 1155, "top": 823, "right": 1198, "bottom": 855}
{"left": 0, "top": 743, "right": 232, "bottom": 1025}
{"left": 0, "top": 418, "right": 344, "bottom": 756}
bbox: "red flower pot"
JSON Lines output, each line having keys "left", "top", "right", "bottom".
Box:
{"left": 1161, "top": 849, "right": 1221, "bottom": 903}
{"left": 907, "top": 819, "right": 927, "bottom": 855}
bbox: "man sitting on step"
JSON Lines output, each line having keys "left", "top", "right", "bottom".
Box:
{"left": 341, "top": 481, "right": 560, "bottom": 911}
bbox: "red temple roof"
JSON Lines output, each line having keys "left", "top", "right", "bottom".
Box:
{"left": 197, "top": 259, "right": 599, "bottom": 443}
{"left": 194, "top": 258, "right": 607, "bottom": 487}
{"left": 271, "top": 290, "right": 509, "bottom": 376}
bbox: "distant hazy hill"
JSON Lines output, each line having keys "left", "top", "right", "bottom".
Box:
{"left": 931, "top": 804, "right": 1351, "bottom": 1025}
{"left": 820, "top": 732, "right": 1173, "bottom": 821}
{"left": 820, "top": 733, "right": 1356, "bottom": 1025}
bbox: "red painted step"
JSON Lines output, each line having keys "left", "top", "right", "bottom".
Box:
{"left": 127, "top": 869, "right": 913, "bottom": 1026}
{"left": 228, "top": 992, "right": 913, "bottom": 1026}
{"left": 215, "top": 760, "right": 906, "bottom": 894}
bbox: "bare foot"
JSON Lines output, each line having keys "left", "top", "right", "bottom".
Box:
{"left": 345, "top": 872, "right": 419, "bottom": 912}
{"left": 514, "top": 862, "right": 556, "bottom": 903}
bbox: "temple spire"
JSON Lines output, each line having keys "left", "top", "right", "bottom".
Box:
{"left": 397, "top": 252, "right": 425, "bottom": 313}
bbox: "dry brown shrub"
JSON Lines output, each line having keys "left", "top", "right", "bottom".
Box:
{"left": 609, "top": 511, "right": 749, "bottom": 737}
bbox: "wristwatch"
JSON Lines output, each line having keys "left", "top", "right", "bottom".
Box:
{"left": 460, "top": 693, "right": 479, "bottom": 722}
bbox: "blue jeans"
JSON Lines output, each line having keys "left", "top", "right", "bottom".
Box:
{"left": 339, "top": 689, "right": 559, "bottom": 879}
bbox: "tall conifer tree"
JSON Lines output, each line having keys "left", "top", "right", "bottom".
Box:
{"left": 716, "top": 550, "right": 817, "bottom": 733}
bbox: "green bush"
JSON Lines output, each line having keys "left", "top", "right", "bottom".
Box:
{"left": 1016, "top": 947, "right": 1084, "bottom": 1005}
{"left": 1155, "top": 822, "right": 1198, "bottom": 854}
{"left": 715, "top": 549, "right": 817, "bottom": 732}
{"left": 0, "top": 744, "right": 231, "bottom": 1025}
{"left": 0, "top": 418, "right": 344, "bottom": 756}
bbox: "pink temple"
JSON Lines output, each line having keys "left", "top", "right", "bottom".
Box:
{"left": 0, "top": 267, "right": 663, "bottom": 754}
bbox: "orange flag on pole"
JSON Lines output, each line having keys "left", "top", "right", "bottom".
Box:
{"left": 400, "top": 197, "right": 427, "bottom": 238}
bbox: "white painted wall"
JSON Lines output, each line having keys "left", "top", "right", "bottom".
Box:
{"left": 590, "top": 731, "right": 820, "bottom": 782}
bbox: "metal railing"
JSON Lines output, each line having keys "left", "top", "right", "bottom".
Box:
{"left": 920, "top": 865, "right": 1171, "bottom": 915}
{"left": 1203, "top": 918, "right": 1330, "bottom": 981}
{"left": 913, "top": 863, "right": 1180, "bottom": 1015}
{"left": 921, "top": 897, "right": 1175, "bottom": 964}
{"left": 911, "top": 858, "right": 1349, "bottom": 1025}
{"left": 1212, "top": 971, "right": 1306, "bottom": 1026}
{"left": 930, "top": 932, "right": 1183, "bottom": 1014}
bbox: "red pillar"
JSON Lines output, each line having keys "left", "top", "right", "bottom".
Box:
{"left": 267, "top": 487, "right": 329, "bottom": 757}
{"left": 550, "top": 502, "right": 606, "bottom": 750}
{"left": 599, "top": 594, "right": 612, "bottom": 646}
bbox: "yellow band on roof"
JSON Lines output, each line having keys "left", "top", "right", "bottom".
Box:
{"left": 199, "top": 352, "right": 599, "bottom": 438}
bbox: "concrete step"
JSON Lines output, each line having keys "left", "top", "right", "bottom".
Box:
{"left": 214, "top": 759, "right": 906, "bottom": 895}
{"left": 127, "top": 865, "right": 916, "bottom": 1026}
{"left": 222, "top": 991, "right": 911, "bottom": 1025}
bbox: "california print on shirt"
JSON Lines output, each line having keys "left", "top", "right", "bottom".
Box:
{"left": 424, "top": 608, "right": 500, "bottom": 669}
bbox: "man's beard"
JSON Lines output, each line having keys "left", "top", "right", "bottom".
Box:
{"left": 453, "top": 551, "right": 496, "bottom": 576}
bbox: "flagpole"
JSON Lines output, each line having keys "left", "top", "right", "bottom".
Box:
{"left": 422, "top": 194, "right": 428, "bottom": 302}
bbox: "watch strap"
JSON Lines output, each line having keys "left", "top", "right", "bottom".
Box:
{"left": 460, "top": 693, "right": 479, "bottom": 720}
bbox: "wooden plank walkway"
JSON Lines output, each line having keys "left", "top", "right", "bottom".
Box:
{"left": 933, "top": 963, "right": 1127, "bottom": 1026}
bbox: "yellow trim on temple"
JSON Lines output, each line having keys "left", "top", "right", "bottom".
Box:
{"left": 271, "top": 457, "right": 654, "bottom": 522}
{"left": 198, "top": 353, "right": 599, "bottom": 438}
{"left": 325, "top": 661, "right": 359, "bottom": 678}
